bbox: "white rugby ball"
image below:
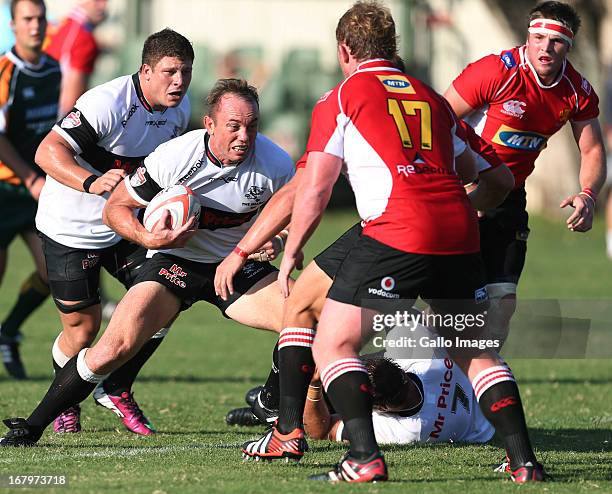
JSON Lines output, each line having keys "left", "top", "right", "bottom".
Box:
{"left": 143, "top": 185, "right": 201, "bottom": 232}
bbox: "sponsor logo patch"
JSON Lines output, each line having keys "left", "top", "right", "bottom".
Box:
{"left": 61, "top": 111, "right": 82, "bottom": 129}
{"left": 130, "top": 166, "right": 147, "bottom": 187}
{"left": 81, "top": 252, "right": 100, "bottom": 270}
{"left": 381, "top": 276, "right": 395, "bottom": 291}
{"left": 501, "top": 100, "right": 526, "bottom": 118}
{"left": 158, "top": 263, "right": 187, "bottom": 288}
{"left": 500, "top": 51, "right": 516, "bottom": 69}
{"left": 245, "top": 185, "right": 266, "bottom": 201}
{"left": 376, "top": 75, "right": 416, "bottom": 94}
{"left": 475, "top": 287, "right": 488, "bottom": 303}
{"left": 559, "top": 108, "right": 571, "bottom": 123}
{"left": 581, "top": 77, "right": 592, "bottom": 95}
{"left": 22, "top": 87, "right": 35, "bottom": 100}
{"left": 121, "top": 104, "right": 138, "bottom": 127}
{"left": 492, "top": 125, "right": 548, "bottom": 151}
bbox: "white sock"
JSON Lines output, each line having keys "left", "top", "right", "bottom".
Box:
{"left": 607, "top": 230, "right": 612, "bottom": 259}
{"left": 76, "top": 349, "right": 109, "bottom": 383}
{"left": 52, "top": 332, "right": 70, "bottom": 369}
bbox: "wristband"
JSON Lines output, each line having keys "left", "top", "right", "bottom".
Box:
{"left": 581, "top": 187, "right": 596, "bottom": 202}
{"left": 82, "top": 174, "right": 97, "bottom": 193}
{"left": 233, "top": 246, "right": 249, "bottom": 258}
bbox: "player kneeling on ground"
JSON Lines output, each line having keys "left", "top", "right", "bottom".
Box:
{"left": 0, "top": 78, "right": 294, "bottom": 446}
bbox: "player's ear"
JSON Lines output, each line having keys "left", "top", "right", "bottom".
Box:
{"left": 9, "top": 19, "right": 15, "bottom": 34}
{"left": 141, "top": 64, "right": 152, "bottom": 82}
{"left": 203, "top": 115, "right": 214, "bottom": 134}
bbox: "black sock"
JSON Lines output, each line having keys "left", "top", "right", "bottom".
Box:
{"left": 277, "top": 345, "right": 314, "bottom": 434}
{"left": 325, "top": 368, "right": 378, "bottom": 459}
{"left": 27, "top": 356, "right": 97, "bottom": 429}
{"left": 1, "top": 272, "right": 49, "bottom": 339}
{"left": 478, "top": 380, "right": 536, "bottom": 468}
{"left": 259, "top": 342, "right": 279, "bottom": 409}
{"left": 102, "top": 337, "right": 164, "bottom": 395}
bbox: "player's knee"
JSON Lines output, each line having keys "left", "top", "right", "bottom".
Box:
{"left": 485, "top": 283, "right": 517, "bottom": 346}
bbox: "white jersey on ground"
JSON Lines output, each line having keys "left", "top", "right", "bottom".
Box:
{"left": 125, "top": 129, "right": 294, "bottom": 263}
{"left": 336, "top": 351, "right": 494, "bottom": 445}
{"left": 36, "top": 73, "right": 190, "bottom": 249}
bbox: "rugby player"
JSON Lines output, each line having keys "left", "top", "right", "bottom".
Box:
{"left": 32, "top": 28, "right": 193, "bottom": 435}
{"left": 239, "top": 1, "right": 544, "bottom": 483}
{"left": 0, "top": 78, "right": 294, "bottom": 447}
{"left": 444, "top": 1, "right": 607, "bottom": 343}
{"left": 0, "top": 0, "right": 60, "bottom": 379}
{"left": 303, "top": 356, "right": 494, "bottom": 446}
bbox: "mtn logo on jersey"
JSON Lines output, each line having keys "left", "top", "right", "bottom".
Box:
{"left": 61, "top": 111, "right": 82, "bottom": 129}
{"left": 491, "top": 125, "right": 548, "bottom": 151}
{"left": 501, "top": 100, "right": 526, "bottom": 118}
{"left": 376, "top": 75, "right": 416, "bottom": 94}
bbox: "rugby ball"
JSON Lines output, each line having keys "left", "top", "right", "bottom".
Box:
{"left": 143, "top": 185, "right": 201, "bottom": 232}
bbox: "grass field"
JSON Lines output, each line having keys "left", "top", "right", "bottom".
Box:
{"left": 0, "top": 210, "right": 610, "bottom": 493}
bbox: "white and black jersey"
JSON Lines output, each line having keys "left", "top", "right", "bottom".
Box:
{"left": 125, "top": 129, "right": 294, "bottom": 263}
{"left": 36, "top": 73, "right": 190, "bottom": 249}
{"left": 336, "top": 353, "right": 494, "bottom": 445}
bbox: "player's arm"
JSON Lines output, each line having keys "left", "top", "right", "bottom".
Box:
{"left": 444, "top": 84, "right": 475, "bottom": 119}
{"left": 103, "top": 180, "right": 196, "bottom": 250}
{"left": 467, "top": 165, "right": 514, "bottom": 211}
{"left": 455, "top": 147, "right": 478, "bottom": 185}
{"left": 35, "top": 130, "right": 125, "bottom": 194}
{"left": 58, "top": 69, "right": 89, "bottom": 116}
{"left": 279, "top": 152, "right": 342, "bottom": 296}
{"left": 302, "top": 371, "right": 343, "bottom": 441}
{"left": 0, "top": 134, "right": 45, "bottom": 199}
{"left": 560, "top": 118, "right": 607, "bottom": 232}
{"left": 214, "top": 167, "right": 303, "bottom": 300}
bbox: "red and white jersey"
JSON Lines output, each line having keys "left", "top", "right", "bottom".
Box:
{"left": 306, "top": 59, "right": 479, "bottom": 255}
{"left": 452, "top": 45, "right": 599, "bottom": 187}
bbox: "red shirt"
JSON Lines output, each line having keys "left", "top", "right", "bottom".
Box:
{"left": 452, "top": 45, "right": 599, "bottom": 187}
{"left": 306, "top": 59, "right": 479, "bottom": 255}
{"left": 44, "top": 7, "right": 99, "bottom": 75}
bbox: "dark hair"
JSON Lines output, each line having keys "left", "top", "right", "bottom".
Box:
{"left": 529, "top": 1, "right": 581, "bottom": 35}
{"left": 206, "top": 78, "right": 259, "bottom": 119}
{"left": 363, "top": 358, "right": 406, "bottom": 409}
{"left": 10, "top": 0, "right": 46, "bottom": 20}
{"left": 141, "top": 28, "right": 194, "bottom": 69}
{"left": 336, "top": 1, "right": 398, "bottom": 62}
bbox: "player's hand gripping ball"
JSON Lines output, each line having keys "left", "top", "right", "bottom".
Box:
{"left": 143, "top": 184, "right": 201, "bottom": 232}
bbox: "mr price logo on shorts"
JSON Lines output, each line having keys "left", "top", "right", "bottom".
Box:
{"left": 376, "top": 75, "right": 416, "bottom": 94}
{"left": 492, "top": 125, "right": 548, "bottom": 151}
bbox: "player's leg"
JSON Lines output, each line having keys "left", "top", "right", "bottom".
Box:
{"left": 0, "top": 280, "right": 180, "bottom": 446}
{"left": 93, "top": 242, "right": 167, "bottom": 435}
{"left": 430, "top": 252, "right": 544, "bottom": 483}
{"left": 1, "top": 230, "right": 50, "bottom": 339}
{"left": 606, "top": 187, "right": 612, "bottom": 259}
{"left": 479, "top": 188, "right": 529, "bottom": 347}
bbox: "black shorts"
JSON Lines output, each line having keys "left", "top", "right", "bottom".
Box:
{"left": 479, "top": 187, "right": 529, "bottom": 285}
{"left": 41, "top": 233, "right": 147, "bottom": 304}
{"left": 314, "top": 223, "right": 362, "bottom": 279}
{"left": 327, "top": 235, "right": 488, "bottom": 321}
{"left": 0, "top": 183, "right": 37, "bottom": 249}
{"left": 134, "top": 252, "right": 278, "bottom": 315}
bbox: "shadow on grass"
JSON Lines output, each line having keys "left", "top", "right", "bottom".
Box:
{"left": 530, "top": 428, "right": 612, "bottom": 453}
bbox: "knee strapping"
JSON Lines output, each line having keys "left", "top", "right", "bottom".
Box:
{"left": 53, "top": 296, "right": 100, "bottom": 314}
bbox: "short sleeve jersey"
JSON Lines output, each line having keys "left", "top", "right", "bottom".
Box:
{"left": 0, "top": 49, "right": 60, "bottom": 186}
{"left": 124, "top": 129, "right": 294, "bottom": 263}
{"left": 452, "top": 45, "right": 599, "bottom": 187}
{"left": 44, "top": 9, "right": 98, "bottom": 74}
{"left": 35, "top": 74, "right": 190, "bottom": 249}
{"left": 306, "top": 59, "right": 479, "bottom": 255}
{"left": 366, "top": 355, "right": 494, "bottom": 445}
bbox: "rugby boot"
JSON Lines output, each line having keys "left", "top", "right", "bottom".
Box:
{"left": 251, "top": 390, "right": 279, "bottom": 425}
{"left": 53, "top": 405, "right": 81, "bottom": 433}
{"left": 93, "top": 384, "right": 156, "bottom": 436}
{"left": 0, "top": 418, "right": 43, "bottom": 446}
{"left": 245, "top": 385, "right": 264, "bottom": 407}
{"left": 0, "top": 336, "right": 26, "bottom": 380}
{"left": 310, "top": 451, "right": 388, "bottom": 483}
{"left": 509, "top": 461, "right": 548, "bottom": 483}
{"left": 242, "top": 425, "right": 307, "bottom": 461}
{"left": 226, "top": 407, "right": 261, "bottom": 426}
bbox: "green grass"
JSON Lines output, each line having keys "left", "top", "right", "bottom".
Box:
{"left": 0, "top": 211, "right": 610, "bottom": 493}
